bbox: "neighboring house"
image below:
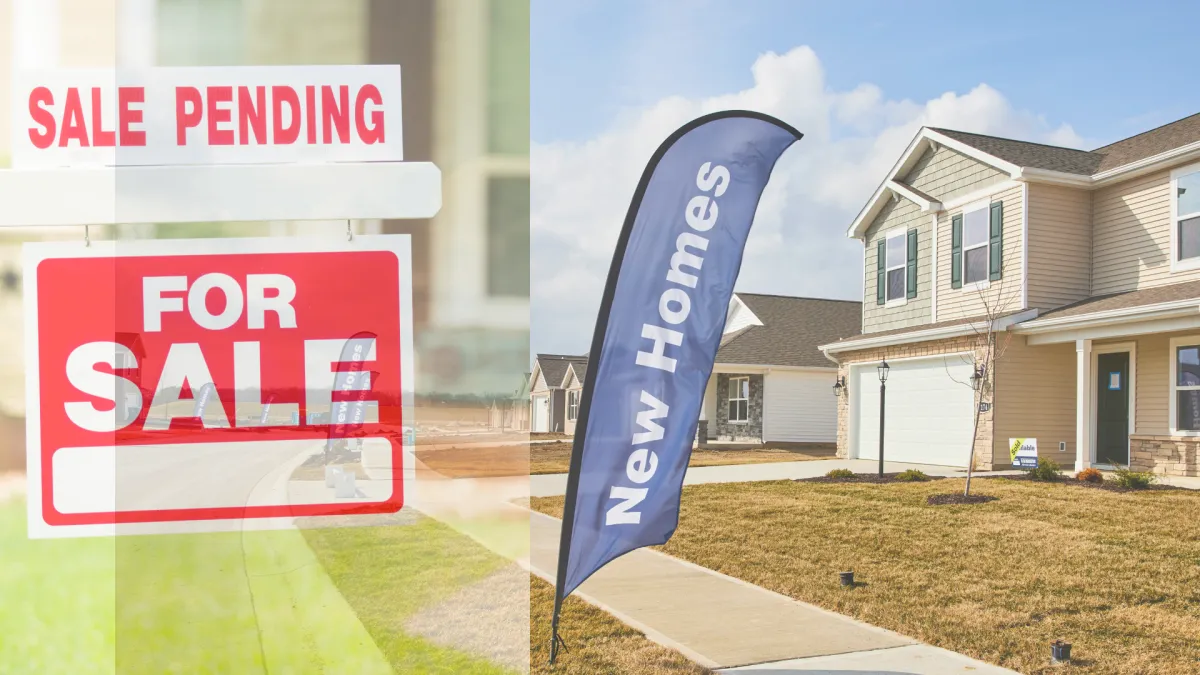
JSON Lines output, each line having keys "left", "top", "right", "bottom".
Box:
{"left": 488, "top": 372, "right": 531, "bottom": 431}
{"left": 535, "top": 294, "right": 861, "bottom": 443}
{"left": 700, "top": 293, "right": 860, "bottom": 444}
{"left": 529, "top": 354, "right": 587, "bottom": 433}
{"left": 560, "top": 359, "right": 587, "bottom": 435}
{"left": 820, "top": 114, "right": 1200, "bottom": 478}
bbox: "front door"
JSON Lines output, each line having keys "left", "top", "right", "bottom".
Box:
{"left": 1096, "top": 352, "right": 1130, "bottom": 466}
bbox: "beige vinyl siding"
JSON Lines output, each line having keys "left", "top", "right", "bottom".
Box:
{"left": 936, "top": 183, "right": 1024, "bottom": 321}
{"left": 1026, "top": 183, "right": 1093, "bottom": 310}
{"left": 905, "top": 146, "right": 1008, "bottom": 203}
{"left": 1091, "top": 169, "right": 1185, "bottom": 295}
{"left": 1132, "top": 334, "right": 1168, "bottom": 434}
{"left": 994, "top": 337, "right": 1076, "bottom": 467}
{"left": 531, "top": 369, "right": 549, "bottom": 394}
{"left": 862, "top": 198, "right": 931, "bottom": 333}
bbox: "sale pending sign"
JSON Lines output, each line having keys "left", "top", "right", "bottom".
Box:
{"left": 24, "top": 236, "right": 414, "bottom": 538}
{"left": 11, "top": 65, "right": 402, "bottom": 169}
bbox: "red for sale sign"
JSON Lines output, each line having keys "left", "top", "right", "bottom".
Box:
{"left": 24, "top": 236, "right": 414, "bottom": 538}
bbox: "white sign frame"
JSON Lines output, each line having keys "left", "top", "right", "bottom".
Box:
{"left": 24, "top": 235, "right": 417, "bottom": 538}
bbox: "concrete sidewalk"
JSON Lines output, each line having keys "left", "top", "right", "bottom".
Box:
{"left": 528, "top": 510, "right": 1017, "bottom": 673}
{"left": 530, "top": 459, "right": 1020, "bottom": 497}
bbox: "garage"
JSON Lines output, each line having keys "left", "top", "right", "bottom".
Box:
{"left": 850, "top": 355, "right": 975, "bottom": 467}
{"left": 763, "top": 371, "right": 837, "bottom": 443}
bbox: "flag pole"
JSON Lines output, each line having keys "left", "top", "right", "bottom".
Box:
{"left": 548, "top": 110, "right": 700, "bottom": 664}
{"left": 548, "top": 110, "right": 802, "bottom": 663}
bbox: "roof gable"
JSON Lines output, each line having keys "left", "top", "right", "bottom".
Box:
{"left": 533, "top": 354, "right": 587, "bottom": 389}
{"left": 849, "top": 114, "right": 1200, "bottom": 240}
{"left": 716, "top": 294, "right": 861, "bottom": 368}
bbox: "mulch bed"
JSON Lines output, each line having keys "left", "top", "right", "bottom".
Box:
{"left": 927, "top": 493, "right": 999, "bottom": 506}
{"left": 984, "top": 473, "right": 1188, "bottom": 493}
{"left": 797, "top": 472, "right": 945, "bottom": 485}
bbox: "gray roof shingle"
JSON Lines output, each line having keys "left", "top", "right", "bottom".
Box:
{"left": 534, "top": 354, "right": 587, "bottom": 388}
{"left": 1033, "top": 279, "right": 1200, "bottom": 321}
{"left": 715, "top": 294, "right": 862, "bottom": 368}
{"left": 929, "top": 128, "right": 1103, "bottom": 175}
{"left": 929, "top": 112, "right": 1200, "bottom": 177}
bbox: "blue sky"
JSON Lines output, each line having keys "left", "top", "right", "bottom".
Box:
{"left": 533, "top": 0, "right": 1200, "bottom": 146}
{"left": 530, "top": 0, "right": 1200, "bottom": 355}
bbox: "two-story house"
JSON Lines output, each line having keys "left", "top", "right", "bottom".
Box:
{"left": 820, "top": 114, "right": 1200, "bottom": 478}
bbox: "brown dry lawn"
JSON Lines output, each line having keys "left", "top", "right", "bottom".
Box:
{"left": 417, "top": 442, "right": 834, "bottom": 478}
{"left": 532, "top": 477, "right": 1200, "bottom": 675}
{"left": 530, "top": 575, "right": 710, "bottom": 674}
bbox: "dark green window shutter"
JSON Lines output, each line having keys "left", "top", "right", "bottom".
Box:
{"left": 906, "top": 229, "right": 918, "bottom": 299}
{"left": 951, "top": 215, "right": 963, "bottom": 289}
{"left": 876, "top": 239, "right": 885, "bottom": 305}
{"left": 989, "top": 201, "right": 1004, "bottom": 281}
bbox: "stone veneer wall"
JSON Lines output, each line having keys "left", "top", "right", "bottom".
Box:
{"left": 714, "top": 374, "right": 763, "bottom": 442}
{"left": 834, "top": 335, "right": 999, "bottom": 469}
{"left": 1129, "top": 435, "right": 1200, "bottom": 477}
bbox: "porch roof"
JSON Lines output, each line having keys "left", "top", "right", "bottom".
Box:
{"left": 1031, "top": 280, "right": 1200, "bottom": 321}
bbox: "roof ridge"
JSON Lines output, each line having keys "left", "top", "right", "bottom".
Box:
{"left": 1089, "top": 112, "right": 1200, "bottom": 153}
{"left": 929, "top": 127, "right": 1098, "bottom": 155}
{"left": 735, "top": 291, "right": 861, "bottom": 304}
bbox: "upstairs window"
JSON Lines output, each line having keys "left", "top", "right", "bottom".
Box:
{"left": 885, "top": 232, "right": 906, "bottom": 302}
{"left": 875, "top": 228, "right": 917, "bottom": 305}
{"left": 962, "top": 205, "right": 990, "bottom": 284}
{"left": 951, "top": 200, "right": 1003, "bottom": 289}
{"left": 1175, "top": 166, "right": 1200, "bottom": 263}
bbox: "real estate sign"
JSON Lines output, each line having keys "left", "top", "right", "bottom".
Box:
{"left": 1010, "top": 438, "right": 1038, "bottom": 468}
{"left": 24, "top": 236, "right": 414, "bottom": 538}
{"left": 11, "top": 65, "right": 403, "bottom": 169}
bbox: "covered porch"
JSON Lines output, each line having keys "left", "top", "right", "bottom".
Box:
{"left": 1015, "top": 284, "right": 1200, "bottom": 477}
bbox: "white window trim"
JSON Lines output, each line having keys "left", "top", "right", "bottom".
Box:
{"left": 1169, "top": 335, "right": 1200, "bottom": 436}
{"left": 959, "top": 199, "right": 991, "bottom": 289}
{"left": 1090, "top": 341, "right": 1136, "bottom": 466}
{"left": 1169, "top": 161, "right": 1200, "bottom": 273}
{"left": 884, "top": 229, "right": 908, "bottom": 307}
{"left": 727, "top": 376, "right": 749, "bottom": 424}
{"left": 567, "top": 390, "right": 579, "bottom": 422}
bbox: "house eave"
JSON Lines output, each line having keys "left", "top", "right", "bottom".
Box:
{"left": 1014, "top": 299, "right": 1200, "bottom": 335}
{"left": 848, "top": 128, "right": 1024, "bottom": 240}
{"left": 819, "top": 309, "right": 1039, "bottom": 357}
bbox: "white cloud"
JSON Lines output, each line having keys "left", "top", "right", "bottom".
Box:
{"left": 532, "top": 46, "right": 1085, "bottom": 355}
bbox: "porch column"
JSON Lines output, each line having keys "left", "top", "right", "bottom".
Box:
{"left": 1075, "top": 339, "right": 1092, "bottom": 472}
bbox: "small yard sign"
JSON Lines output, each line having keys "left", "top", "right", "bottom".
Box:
{"left": 1010, "top": 438, "right": 1038, "bottom": 468}
{"left": 24, "top": 236, "right": 414, "bottom": 538}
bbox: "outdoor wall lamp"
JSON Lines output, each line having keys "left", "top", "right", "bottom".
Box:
{"left": 832, "top": 376, "right": 846, "bottom": 397}
{"left": 971, "top": 364, "right": 985, "bottom": 390}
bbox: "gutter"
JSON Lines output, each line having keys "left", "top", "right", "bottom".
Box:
{"left": 819, "top": 308, "right": 1039, "bottom": 358}
{"left": 1014, "top": 298, "right": 1200, "bottom": 334}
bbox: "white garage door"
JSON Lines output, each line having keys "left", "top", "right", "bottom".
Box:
{"left": 532, "top": 396, "right": 549, "bottom": 432}
{"left": 763, "top": 371, "right": 836, "bottom": 443}
{"left": 850, "top": 356, "right": 975, "bottom": 467}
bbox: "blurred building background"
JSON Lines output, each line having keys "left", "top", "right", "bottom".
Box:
{"left": 0, "top": 0, "right": 530, "bottom": 468}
